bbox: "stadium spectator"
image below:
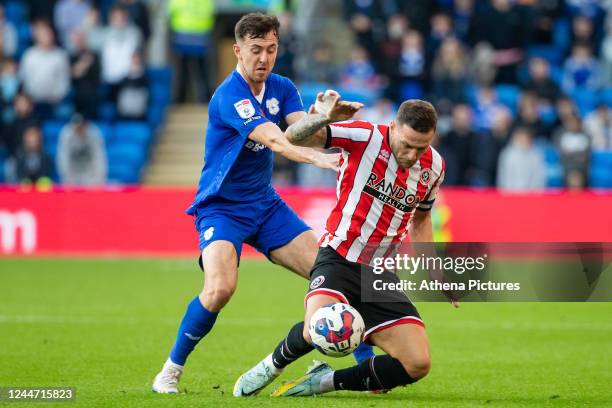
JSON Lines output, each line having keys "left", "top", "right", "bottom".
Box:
{"left": 339, "top": 46, "right": 383, "bottom": 99}
{"left": 57, "top": 114, "right": 106, "bottom": 186}
{"left": 70, "top": 30, "right": 100, "bottom": 120}
{"left": 561, "top": 43, "right": 601, "bottom": 92}
{"left": 0, "top": 5, "right": 17, "bottom": 58}
{"left": 54, "top": 0, "right": 91, "bottom": 48}
{"left": 426, "top": 12, "right": 454, "bottom": 63}
{"left": 302, "top": 42, "right": 337, "bottom": 84}
{"left": 481, "top": 109, "right": 513, "bottom": 185}
{"left": 19, "top": 21, "right": 70, "bottom": 117}
{"left": 1, "top": 93, "right": 39, "bottom": 156}
{"left": 468, "top": 41, "right": 496, "bottom": 86}
{"left": 497, "top": 127, "right": 547, "bottom": 191}
{"left": 529, "top": 0, "right": 563, "bottom": 44}
{"left": 442, "top": 104, "right": 480, "bottom": 185}
{"left": 168, "top": 0, "right": 214, "bottom": 103}
{"left": 584, "top": 103, "right": 612, "bottom": 150}
{"left": 6, "top": 125, "right": 53, "bottom": 184}
{"left": 470, "top": 0, "right": 530, "bottom": 84}
{"left": 385, "top": 30, "right": 425, "bottom": 101}
{"left": 27, "top": 0, "right": 59, "bottom": 22}
{"left": 342, "top": 0, "right": 385, "bottom": 62}
{"left": 513, "top": 92, "right": 552, "bottom": 140}
{"left": 570, "top": 15, "right": 599, "bottom": 51}
{"left": 380, "top": 14, "right": 408, "bottom": 80}
{"left": 452, "top": 0, "right": 475, "bottom": 42}
{"left": 600, "top": 21, "right": 612, "bottom": 85}
{"left": 81, "top": 6, "right": 106, "bottom": 53}
{"left": 523, "top": 57, "right": 562, "bottom": 105}
{"left": 472, "top": 86, "right": 511, "bottom": 132}
{"left": 553, "top": 113, "right": 591, "bottom": 187}
{"left": 1, "top": 59, "right": 19, "bottom": 115}
{"left": 101, "top": 5, "right": 142, "bottom": 92}
{"left": 430, "top": 37, "right": 468, "bottom": 105}
{"left": 117, "top": 0, "right": 151, "bottom": 43}
{"left": 116, "top": 52, "right": 149, "bottom": 120}
{"left": 273, "top": 11, "right": 298, "bottom": 79}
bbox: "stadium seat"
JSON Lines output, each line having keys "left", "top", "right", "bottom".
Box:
{"left": 590, "top": 168, "right": 612, "bottom": 188}
{"left": 148, "top": 104, "right": 166, "bottom": 131}
{"left": 398, "top": 81, "right": 423, "bottom": 101}
{"left": 570, "top": 89, "right": 599, "bottom": 117}
{"left": 528, "top": 45, "right": 564, "bottom": 65}
{"left": 495, "top": 84, "right": 520, "bottom": 113}
{"left": 553, "top": 18, "right": 571, "bottom": 53}
{"left": 599, "top": 88, "right": 612, "bottom": 107}
{"left": 44, "top": 140, "right": 58, "bottom": 159}
{"left": 93, "top": 121, "right": 114, "bottom": 143}
{"left": 150, "top": 83, "right": 171, "bottom": 108}
{"left": 4, "top": 1, "right": 27, "bottom": 24}
{"left": 147, "top": 67, "right": 172, "bottom": 85}
{"left": 108, "top": 162, "right": 139, "bottom": 184}
{"left": 538, "top": 143, "right": 564, "bottom": 187}
{"left": 98, "top": 102, "right": 116, "bottom": 121}
{"left": 42, "top": 121, "right": 67, "bottom": 146}
{"left": 16, "top": 23, "right": 31, "bottom": 58}
{"left": 591, "top": 150, "right": 612, "bottom": 167}
{"left": 107, "top": 143, "right": 146, "bottom": 169}
{"left": 114, "top": 122, "right": 152, "bottom": 145}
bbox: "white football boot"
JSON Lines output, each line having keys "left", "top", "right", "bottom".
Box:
{"left": 152, "top": 359, "right": 183, "bottom": 394}
{"left": 233, "top": 354, "right": 283, "bottom": 396}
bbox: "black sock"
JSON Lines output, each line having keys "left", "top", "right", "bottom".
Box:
{"left": 271, "top": 322, "right": 314, "bottom": 369}
{"left": 333, "top": 355, "right": 416, "bottom": 391}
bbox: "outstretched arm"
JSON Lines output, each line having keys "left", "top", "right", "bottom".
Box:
{"left": 285, "top": 92, "right": 364, "bottom": 148}
{"left": 248, "top": 121, "right": 337, "bottom": 170}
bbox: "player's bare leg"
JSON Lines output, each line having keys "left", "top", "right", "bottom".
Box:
{"left": 273, "top": 323, "right": 430, "bottom": 396}
{"left": 153, "top": 241, "right": 238, "bottom": 393}
{"left": 233, "top": 293, "right": 335, "bottom": 396}
{"left": 269, "top": 230, "right": 319, "bottom": 279}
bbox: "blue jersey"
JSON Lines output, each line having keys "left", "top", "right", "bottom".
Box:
{"left": 187, "top": 71, "right": 303, "bottom": 214}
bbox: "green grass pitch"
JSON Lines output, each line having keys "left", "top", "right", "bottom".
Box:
{"left": 1, "top": 258, "right": 611, "bottom": 407}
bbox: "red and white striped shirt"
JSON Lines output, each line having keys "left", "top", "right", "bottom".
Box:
{"left": 319, "top": 120, "right": 445, "bottom": 264}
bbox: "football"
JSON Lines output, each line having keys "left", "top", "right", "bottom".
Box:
{"left": 308, "top": 303, "right": 365, "bottom": 357}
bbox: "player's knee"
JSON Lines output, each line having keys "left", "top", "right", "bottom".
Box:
{"left": 399, "top": 353, "right": 431, "bottom": 380}
{"left": 201, "top": 284, "right": 236, "bottom": 311}
{"left": 301, "top": 323, "right": 313, "bottom": 344}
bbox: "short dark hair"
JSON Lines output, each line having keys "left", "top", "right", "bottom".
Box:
{"left": 396, "top": 100, "right": 437, "bottom": 133}
{"left": 234, "top": 13, "right": 280, "bottom": 42}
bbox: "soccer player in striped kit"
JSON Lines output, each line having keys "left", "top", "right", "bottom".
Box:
{"left": 234, "top": 96, "right": 450, "bottom": 396}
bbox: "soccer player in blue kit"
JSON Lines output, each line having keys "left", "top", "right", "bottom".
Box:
{"left": 152, "top": 13, "right": 373, "bottom": 393}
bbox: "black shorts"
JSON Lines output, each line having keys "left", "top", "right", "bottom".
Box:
{"left": 306, "top": 246, "right": 424, "bottom": 343}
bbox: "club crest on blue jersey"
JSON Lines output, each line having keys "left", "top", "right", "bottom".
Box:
{"left": 234, "top": 99, "right": 256, "bottom": 119}
{"left": 266, "top": 97, "right": 280, "bottom": 115}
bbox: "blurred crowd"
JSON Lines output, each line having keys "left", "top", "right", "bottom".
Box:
{"left": 276, "top": 0, "right": 612, "bottom": 190}
{"left": 0, "top": 0, "right": 154, "bottom": 186}
{"left": 2, "top": 0, "right": 611, "bottom": 190}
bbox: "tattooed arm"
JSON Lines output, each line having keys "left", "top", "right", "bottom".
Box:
{"left": 285, "top": 93, "right": 363, "bottom": 148}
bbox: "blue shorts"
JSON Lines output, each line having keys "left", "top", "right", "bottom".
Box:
{"left": 193, "top": 195, "right": 311, "bottom": 262}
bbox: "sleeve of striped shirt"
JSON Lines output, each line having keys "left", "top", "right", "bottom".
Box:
{"left": 324, "top": 120, "right": 373, "bottom": 152}
{"left": 418, "top": 166, "right": 445, "bottom": 211}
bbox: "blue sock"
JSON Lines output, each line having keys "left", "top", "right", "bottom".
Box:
{"left": 169, "top": 296, "right": 218, "bottom": 366}
{"left": 352, "top": 342, "right": 375, "bottom": 364}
